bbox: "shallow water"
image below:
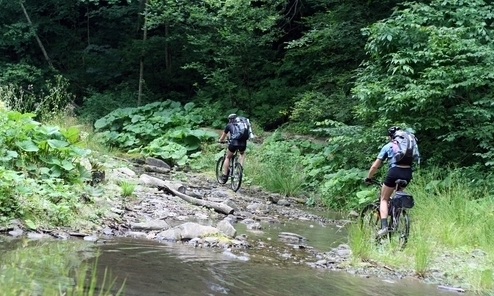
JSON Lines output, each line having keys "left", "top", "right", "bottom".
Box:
{"left": 0, "top": 218, "right": 466, "bottom": 295}
{"left": 91, "top": 238, "right": 456, "bottom": 296}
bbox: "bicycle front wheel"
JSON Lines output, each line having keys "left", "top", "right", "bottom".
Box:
{"left": 216, "top": 156, "right": 226, "bottom": 184}
{"left": 230, "top": 162, "right": 243, "bottom": 192}
{"left": 359, "top": 203, "right": 381, "bottom": 234}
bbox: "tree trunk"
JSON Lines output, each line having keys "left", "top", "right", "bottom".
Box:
{"left": 137, "top": 0, "right": 148, "bottom": 106}
{"left": 139, "top": 174, "right": 234, "bottom": 215}
{"left": 165, "top": 22, "right": 171, "bottom": 73}
{"left": 20, "top": 1, "right": 54, "bottom": 69}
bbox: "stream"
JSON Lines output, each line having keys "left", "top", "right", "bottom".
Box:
{"left": 0, "top": 219, "right": 462, "bottom": 295}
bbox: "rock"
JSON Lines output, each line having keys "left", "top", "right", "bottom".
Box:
{"left": 267, "top": 194, "right": 281, "bottom": 203}
{"left": 247, "top": 222, "right": 262, "bottom": 230}
{"left": 217, "top": 220, "right": 236, "bottom": 238}
{"left": 277, "top": 199, "right": 291, "bottom": 206}
{"left": 83, "top": 235, "right": 98, "bottom": 241}
{"left": 157, "top": 228, "right": 182, "bottom": 241}
{"left": 157, "top": 222, "right": 219, "bottom": 241}
{"left": 131, "top": 219, "right": 170, "bottom": 231}
{"left": 145, "top": 157, "right": 171, "bottom": 169}
{"left": 115, "top": 167, "right": 137, "bottom": 177}
{"left": 335, "top": 249, "right": 352, "bottom": 258}
{"left": 279, "top": 232, "right": 306, "bottom": 240}
{"left": 127, "top": 232, "right": 148, "bottom": 239}
{"left": 204, "top": 237, "right": 219, "bottom": 244}
{"left": 8, "top": 229, "right": 23, "bottom": 237}
{"left": 246, "top": 203, "right": 269, "bottom": 213}
{"left": 240, "top": 218, "right": 256, "bottom": 225}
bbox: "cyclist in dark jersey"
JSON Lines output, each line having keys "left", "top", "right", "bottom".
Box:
{"left": 218, "top": 114, "right": 248, "bottom": 183}
{"left": 365, "top": 126, "right": 420, "bottom": 237}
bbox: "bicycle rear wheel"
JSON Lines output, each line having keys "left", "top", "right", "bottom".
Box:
{"left": 390, "top": 208, "right": 410, "bottom": 248}
{"left": 230, "top": 162, "right": 243, "bottom": 192}
{"left": 216, "top": 156, "right": 226, "bottom": 184}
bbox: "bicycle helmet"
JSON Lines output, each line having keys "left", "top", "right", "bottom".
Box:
{"left": 228, "top": 113, "right": 237, "bottom": 120}
{"left": 387, "top": 126, "right": 401, "bottom": 137}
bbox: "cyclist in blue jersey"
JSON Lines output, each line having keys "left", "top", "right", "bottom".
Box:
{"left": 365, "top": 126, "right": 420, "bottom": 237}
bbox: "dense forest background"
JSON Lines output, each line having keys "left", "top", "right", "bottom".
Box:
{"left": 1, "top": 0, "right": 493, "bottom": 182}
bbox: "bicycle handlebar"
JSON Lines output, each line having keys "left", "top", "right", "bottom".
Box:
{"left": 364, "top": 178, "right": 382, "bottom": 187}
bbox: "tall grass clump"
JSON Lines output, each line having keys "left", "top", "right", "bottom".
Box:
{"left": 409, "top": 169, "right": 494, "bottom": 250}
{"left": 399, "top": 168, "right": 494, "bottom": 291}
{"left": 246, "top": 134, "right": 306, "bottom": 196}
{"left": 409, "top": 225, "right": 432, "bottom": 277}
{"left": 348, "top": 223, "right": 372, "bottom": 261}
{"left": 118, "top": 180, "right": 137, "bottom": 198}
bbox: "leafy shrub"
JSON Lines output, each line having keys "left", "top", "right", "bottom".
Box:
{"left": 95, "top": 100, "right": 217, "bottom": 166}
{"left": 319, "top": 168, "right": 369, "bottom": 209}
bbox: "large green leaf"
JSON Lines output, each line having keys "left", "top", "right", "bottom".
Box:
{"left": 16, "top": 140, "right": 39, "bottom": 152}
{"left": 47, "top": 139, "right": 70, "bottom": 149}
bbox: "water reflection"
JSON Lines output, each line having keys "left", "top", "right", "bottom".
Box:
{"left": 92, "top": 239, "right": 460, "bottom": 296}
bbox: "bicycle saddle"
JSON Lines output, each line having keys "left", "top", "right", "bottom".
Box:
{"left": 395, "top": 179, "right": 408, "bottom": 186}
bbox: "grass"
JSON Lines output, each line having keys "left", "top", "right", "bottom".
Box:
{"left": 42, "top": 112, "right": 115, "bottom": 156}
{"left": 245, "top": 153, "right": 306, "bottom": 196}
{"left": 347, "top": 223, "right": 372, "bottom": 262}
{"left": 349, "top": 169, "right": 494, "bottom": 293}
{"left": 118, "top": 180, "right": 137, "bottom": 197}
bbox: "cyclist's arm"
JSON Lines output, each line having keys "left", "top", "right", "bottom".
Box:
{"left": 366, "top": 158, "right": 382, "bottom": 180}
{"left": 366, "top": 144, "right": 389, "bottom": 179}
{"left": 218, "top": 124, "right": 230, "bottom": 142}
{"left": 218, "top": 131, "right": 227, "bottom": 142}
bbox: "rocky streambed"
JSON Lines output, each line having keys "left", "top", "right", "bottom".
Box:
{"left": 0, "top": 157, "right": 473, "bottom": 294}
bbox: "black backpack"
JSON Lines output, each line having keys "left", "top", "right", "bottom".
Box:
{"left": 230, "top": 117, "right": 250, "bottom": 141}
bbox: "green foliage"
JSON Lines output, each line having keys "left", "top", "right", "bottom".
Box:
{"left": 95, "top": 100, "right": 217, "bottom": 166}
{"left": 0, "top": 104, "right": 102, "bottom": 225}
{"left": 0, "top": 110, "right": 91, "bottom": 183}
{"left": 118, "top": 180, "right": 136, "bottom": 197}
{"left": 248, "top": 132, "right": 324, "bottom": 196}
{"left": 348, "top": 223, "right": 372, "bottom": 261}
{"left": 319, "top": 168, "right": 369, "bottom": 209}
{"left": 353, "top": 0, "right": 494, "bottom": 167}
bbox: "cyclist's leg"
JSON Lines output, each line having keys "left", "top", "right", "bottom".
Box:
{"left": 222, "top": 144, "right": 235, "bottom": 176}
{"left": 238, "top": 142, "right": 247, "bottom": 166}
{"left": 380, "top": 167, "right": 400, "bottom": 231}
{"left": 380, "top": 167, "right": 413, "bottom": 232}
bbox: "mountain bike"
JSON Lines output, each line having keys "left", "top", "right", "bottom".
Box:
{"left": 215, "top": 140, "right": 243, "bottom": 192}
{"left": 359, "top": 179, "right": 414, "bottom": 248}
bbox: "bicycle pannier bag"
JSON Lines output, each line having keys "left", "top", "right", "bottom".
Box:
{"left": 392, "top": 130, "right": 418, "bottom": 165}
{"left": 391, "top": 191, "right": 415, "bottom": 209}
{"left": 230, "top": 116, "right": 250, "bottom": 141}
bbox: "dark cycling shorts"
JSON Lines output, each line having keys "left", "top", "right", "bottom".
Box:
{"left": 228, "top": 143, "right": 246, "bottom": 154}
{"left": 383, "top": 166, "right": 412, "bottom": 188}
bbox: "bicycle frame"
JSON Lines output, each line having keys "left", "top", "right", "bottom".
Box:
{"left": 365, "top": 179, "right": 411, "bottom": 246}
{"left": 220, "top": 140, "right": 239, "bottom": 177}
{"left": 216, "top": 140, "right": 243, "bottom": 192}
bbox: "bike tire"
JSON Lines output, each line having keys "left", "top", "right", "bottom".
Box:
{"left": 359, "top": 202, "right": 381, "bottom": 234}
{"left": 390, "top": 208, "right": 410, "bottom": 248}
{"left": 230, "top": 162, "right": 243, "bottom": 192}
{"left": 216, "top": 156, "right": 226, "bottom": 184}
